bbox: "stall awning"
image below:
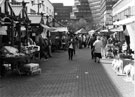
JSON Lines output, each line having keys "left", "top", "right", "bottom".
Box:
{"left": 88, "top": 30, "right": 95, "bottom": 35}
{"left": 100, "top": 29, "right": 109, "bottom": 32}
{"left": 40, "top": 24, "right": 56, "bottom": 31}
{"left": 52, "top": 27, "right": 68, "bottom": 33}
{"left": 75, "top": 28, "right": 87, "bottom": 34}
{"left": 110, "top": 26, "right": 123, "bottom": 32}
{"left": 99, "top": 29, "right": 114, "bottom": 35}
{"left": 95, "top": 26, "right": 102, "bottom": 32}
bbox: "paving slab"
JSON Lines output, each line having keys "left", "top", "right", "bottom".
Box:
{"left": 0, "top": 48, "right": 134, "bottom": 97}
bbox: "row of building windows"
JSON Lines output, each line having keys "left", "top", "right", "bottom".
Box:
{"left": 113, "top": 7, "right": 131, "bottom": 21}
{"left": 56, "top": 13, "right": 70, "bottom": 16}
{"left": 78, "top": 10, "right": 91, "bottom": 12}
{"left": 90, "top": 4, "right": 100, "bottom": 8}
{"left": 89, "top": 2, "right": 100, "bottom": 6}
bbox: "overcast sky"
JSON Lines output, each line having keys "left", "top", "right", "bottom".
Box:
{"left": 49, "top": 0, "right": 74, "bottom": 6}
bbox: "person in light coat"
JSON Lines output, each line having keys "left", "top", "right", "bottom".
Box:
{"left": 93, "top": 36, "right": 103, "bottom": 63}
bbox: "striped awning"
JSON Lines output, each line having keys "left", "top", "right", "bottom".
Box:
{"left": 11, "top": 5, "right": 23, "bottom": 16}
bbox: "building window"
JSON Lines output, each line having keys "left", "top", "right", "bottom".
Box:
{"left": 30, "top": 9, "right": 36, "bottom": 13}
{"left": 43, "top": 5, "right": 45, "bottom": 11}
{"left": 46, "top": 7, "right": 48, "bottom": 13}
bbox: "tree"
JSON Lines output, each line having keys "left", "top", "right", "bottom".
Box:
{"left": 67, "top": 17, "right": 93, "bottom": 34}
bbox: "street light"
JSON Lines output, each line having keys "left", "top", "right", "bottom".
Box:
{"left": 31, "top": 0, "right": 44, "bottom": 14}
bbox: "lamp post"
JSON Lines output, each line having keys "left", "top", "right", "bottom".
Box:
{"left": 53, "top": 12, "right": 58, "bottom": 27}
{"left": 31, "top": 0, "right": 44, "bottom": 14}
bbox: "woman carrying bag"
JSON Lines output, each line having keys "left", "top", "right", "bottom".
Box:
{"left": 68, "top": 36, "right": 75, "bottom": 60}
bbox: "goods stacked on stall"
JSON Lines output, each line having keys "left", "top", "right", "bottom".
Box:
{"left": 0, "top": 0, "right": 41, "bottom": 77}
{"left": 100, "top": 26, "right": 135, "bottom": 83}
{"left": 1, "top": 46, "right": 25, "bottom": 57}
{"left": 111, "top": 55, "right": 134, "bottom": 84}
{"left": 110, "top": 33, "right": 134, "bottom": 84}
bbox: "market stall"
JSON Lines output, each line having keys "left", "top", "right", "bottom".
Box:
{"left": 0, "top": 1, "right": 41, "bottom": 77}
{"left": 112, "top": 16, "right": 135, "bottom": 82}
{"left": 50, "top": 27, "right": 69, "bottom": 50}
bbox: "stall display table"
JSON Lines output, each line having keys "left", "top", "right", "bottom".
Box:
{"left": 115, "top": 58, "right": 133, "bottom": 76}
{"left": 122, "top": 59, "right": 133, "bottom": 67}
{"left": 0, "top": 55, "right": 31, "bottom": 76}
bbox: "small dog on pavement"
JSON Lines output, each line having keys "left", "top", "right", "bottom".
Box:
{"left": 123, "top": 61, "right": 134, "bottom": 82}
{"left": 112, "top": 59, "right": 117, "bottom": 69}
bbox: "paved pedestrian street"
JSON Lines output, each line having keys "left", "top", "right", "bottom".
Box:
{"left": 0, "top": 48, "right": 134, "bottom": 97}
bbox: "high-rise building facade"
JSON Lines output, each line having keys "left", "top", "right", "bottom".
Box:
{"left": 88, "top": 0, "right": 101, "bottom": 26}
{"left": 113, "top": 0, "right": 135, "bottom": 24}
{"left": 53, "top": 3, "right": 72, "bottom": 25}
{"left": 100, "top": 0, "right": 118, "bottom": 27}
{"left": 72, "top": 0, "right": 92, "bottom": 20}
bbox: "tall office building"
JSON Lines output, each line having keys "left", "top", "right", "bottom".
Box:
{"left": 100, "top": 0, "right": 118, "bottom": 27}
{"left": 88, "top": 0, "right": 101, "bottom": 26}
{"left": 72, "top": 0, "right": 92, "bottom": 20}
{"left": 53, "top": 3, "right": 72, "bottom": 25}
{"left": 88, "top": 0, "right": 118, "bottom": 29}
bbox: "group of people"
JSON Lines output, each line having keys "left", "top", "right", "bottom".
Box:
{"left": 89, "top": 35, "right": 103, "bottom": 63}
{"left": 36, "top": 34, "right": 52, "bottom": 61}
{"left": 89, "top": 33, "right": 125, "bottom": 63}
{"left": 88, "top": 34, "right": 120, "bottom": 63}
{"left": 67, "top": 34, "right": 106, "bottom": 62}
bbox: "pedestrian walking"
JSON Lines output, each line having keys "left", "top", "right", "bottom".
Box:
{"left": 36, "top": 34, "right": 48, "bottom": 60}
{"left": 101, "top": 36, "right": 107, "bottom": 58}
{"left": 89, "top": 35, "right": 96, "bottom": 59}
{"left": 68, "top": 35, "right": 75, "bottom": 60}
{"left": 93, "top": 36, "right": 103, "bottom": 63}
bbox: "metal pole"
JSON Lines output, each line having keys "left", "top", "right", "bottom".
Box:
{"left": 4, "top": 0, "right": 7, "bottom": 15}
{"left": 18, "top": 22, "right": 21, "bottom": 53}
{"left": 0, "top": 7, "right": 1, "bottom": 14}
{"left": 11, "top": 20, "right": 14, "bottom": 46}
{"left": 38, "top": 4, "right": 40, "bottom": 14}
{"left": 53, "top": 18, "right": 55, "bottom": 27}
